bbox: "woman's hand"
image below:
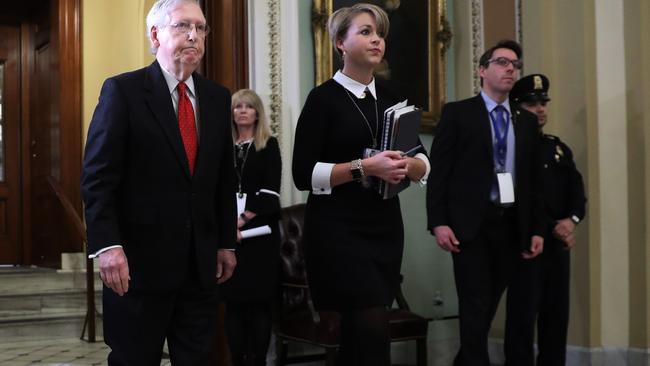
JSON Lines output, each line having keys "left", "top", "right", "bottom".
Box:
{"left": 363, "top": 150, "right": 408, "bottom": 184}
{"left": 237, "top": 210, "right": 257, "bottom": 229}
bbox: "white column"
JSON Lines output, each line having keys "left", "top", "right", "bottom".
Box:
{"left": 248, "top": 0, "right": 302, "bottom": 206}
{"left": 594, "top": 0, "right": 630, "bottom": 351}
{"left": 279, "top": 0, "right": 306, "bottom": 205}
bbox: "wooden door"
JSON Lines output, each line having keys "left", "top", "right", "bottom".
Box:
{"left": 0, "top": 0, "right": 82, "bottom": 267}
{"left": 29, "top": 11, "right": 67, "bottom": 266}
{"left": 0, "top": 25, "right": 22, "bottom": 264}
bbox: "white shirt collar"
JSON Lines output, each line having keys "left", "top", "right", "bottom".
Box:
{"left": 480, "top": 90, "right": 511, "bottom": 115}
{"left": 160, "top": 65, "right": 196, "bottom": 98}
{"left": 333, "top": 70, "right": 377, "bottom": 99}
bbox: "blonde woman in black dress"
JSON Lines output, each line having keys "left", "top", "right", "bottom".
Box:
{"left": 221, "top": 89, "right": 281, "bottom": 366}
{"left": 292, "top": 4, "right": 430, "bottom": 365}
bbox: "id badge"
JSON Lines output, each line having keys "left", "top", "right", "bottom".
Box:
{"left": 496, "top": 172, "right": 515, "bottom": 204}
{"left": 236, "top": 193, "right": 247, "bottom": 217}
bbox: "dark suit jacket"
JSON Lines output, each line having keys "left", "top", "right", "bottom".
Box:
{"left": 426, "top": 94, "right": 545, "bottom": 250}
{"left": 81, "top": 61, "right": 237, "bottom": 291}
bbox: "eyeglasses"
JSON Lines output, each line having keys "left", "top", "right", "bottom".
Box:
{"left": 167, "top": 22, "right": 211, "bottom": 36}
{"left": 486, "top": 57, "right": 523, "bottom": 70}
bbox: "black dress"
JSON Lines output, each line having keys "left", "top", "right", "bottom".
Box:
{"left": 292, "top": 79, "right": 412, "bottom": 311}
{"left": 220, "top": 136, "right": 282, "bottom": 302}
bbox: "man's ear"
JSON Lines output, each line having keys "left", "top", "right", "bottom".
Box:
{"left": 150, "top": 26, "right": 160, "bottom": 49}
{"left": 478, "top": 65, "right": 487, "bottom": 78}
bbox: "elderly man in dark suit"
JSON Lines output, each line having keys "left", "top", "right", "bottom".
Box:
{"left": 426, "top": 39, "right": 545, "bottom": 366}
{"left": 81, "top": 0, "right": 237, "bottom": 364}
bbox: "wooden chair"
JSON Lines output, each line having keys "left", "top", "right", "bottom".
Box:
{"left": 45, "top": 176, "right": 100, "bottom": 342}
{"left": 275, "top": 204, "right": 429, "bottom": 366}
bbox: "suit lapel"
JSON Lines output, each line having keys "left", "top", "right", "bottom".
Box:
{"left": 473, "top": 94, "right": 494, "bottom": 158}
{"left": 144, "top": 61, "right": 192, "bottom": 179}
{"left": 193, "top": 74, "right": 217, "bottom": 179}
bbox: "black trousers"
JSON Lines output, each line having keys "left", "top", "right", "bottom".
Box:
{"left": 224, "top": 300, "right": 273, "bottom": 366}
{"left": 337, "top": 306, "right": 391, "bottom": 366}
{"left": 103, "top": 273, "right": 219, "bottom": 366}
{"left": 452, "top": 205, "right": 519, "bottom": 366}
{"left": 505, "top": 238, "right": 570, "bottom": 366}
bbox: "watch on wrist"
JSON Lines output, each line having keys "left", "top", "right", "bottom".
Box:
{"left": 570, "top": 215, "right": 580, "bottom": 225}
{"left": 350, "top": 159, "right": 364, "bottom": 182}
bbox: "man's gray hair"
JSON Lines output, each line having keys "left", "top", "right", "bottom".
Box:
{"left": 146, "top": 0, "right": 200, "bottom": 54}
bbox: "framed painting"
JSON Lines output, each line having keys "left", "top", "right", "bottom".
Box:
{"left": 312, "top": 0, "right": 452, "bottom": 132}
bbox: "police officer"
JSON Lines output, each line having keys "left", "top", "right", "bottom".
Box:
{"left": 504, "top": 74, "right": 587, "bottom": 366}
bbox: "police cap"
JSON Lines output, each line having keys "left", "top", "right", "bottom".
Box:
{"left": 510, "top": 73, "right": 551, "bottom": 104}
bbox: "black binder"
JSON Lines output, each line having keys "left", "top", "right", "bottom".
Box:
{"left": 366, "top": 101, "right": 422, "bottom": 199}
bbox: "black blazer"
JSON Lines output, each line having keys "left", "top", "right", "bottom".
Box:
{"left": 81, "top": 61, "right": 237, "bottom": 291}
{"left": 426, "top": 94, "right": 545, "bottom": 250}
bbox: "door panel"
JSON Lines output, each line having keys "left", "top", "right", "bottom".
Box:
{"left": 0, "top": 25, "right": 22, "bottom": 264}
{"left": 30, "top": 31, "right": 64, "bottom": 266}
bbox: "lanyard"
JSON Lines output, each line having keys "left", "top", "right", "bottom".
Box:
{"left": 234, "top": 141, "right": 253, "bottom": 198}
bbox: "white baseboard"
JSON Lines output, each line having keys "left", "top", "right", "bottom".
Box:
{"left": 488, "top": 338, "right": 650, "bottom": 366}
{"left": 626, "top": 348, "right": 650, "bottom": 366}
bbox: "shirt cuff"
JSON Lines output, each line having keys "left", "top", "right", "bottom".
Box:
{"left": 414, "top": 153, "right": 431, "bottom": 186}
{"left": 219, "top": 248, "right": 236, "bottom": 251}
{"left": 257, "top": 188, "right": 280, "bottom": 198}
{"left": 311, "top": 162, "right": 334, "bottom": 195}
{"left": 88, "top": 245, "right": 123, "bottom": 259}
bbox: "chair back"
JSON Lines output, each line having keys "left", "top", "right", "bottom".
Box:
{"left": 278, "top": 204, "right": 313, "bottom": 316}
{"left": 278, "top": 203, "right": 308, "bottom": 286}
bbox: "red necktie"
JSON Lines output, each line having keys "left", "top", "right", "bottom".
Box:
{"left": 177, "top": 82, "right": 198, "bottom": 175}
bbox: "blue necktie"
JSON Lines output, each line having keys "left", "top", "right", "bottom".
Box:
{"left": 491, "top": 105, "right": 508, "bottom": 170}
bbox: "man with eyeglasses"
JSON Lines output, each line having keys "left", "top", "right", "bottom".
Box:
{"left": 426, "top": 39, "right": 546, "bottom": 366}
{"left": 82, "top": 0, "right": 237, "bottom": 364}
{"left": 504, "top": 74, "right": 586, "bottom": 366}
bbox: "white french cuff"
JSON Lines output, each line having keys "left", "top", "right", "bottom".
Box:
{"left": 311, "top": 162, "right": 335, "bottom": 195}
{"left": 414, "top": 153, "right": 431, "bottom": 186}
{"left": 257, "top": 189, "right": 280, "bottom": 198}
{"left": 88, "top": 245, "right": 123, "bottom": 259}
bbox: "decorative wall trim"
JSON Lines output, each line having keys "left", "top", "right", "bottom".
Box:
{"left": 515, "top": 0, "right": 523, "bottom": 73}
{"left": 515, "top": 0, "right": 523, "bottom": 45}
{"left": 267, "top": 0, "right": 282, "bottom": 137}
{"left": 471, "top": 0, "right": 484, "bottom": 94}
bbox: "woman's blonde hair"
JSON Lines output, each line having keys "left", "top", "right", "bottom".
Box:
{"left": 231, "top": 89, "right": 272, "bottom": 150}
{"left": 327, "top": 3, "right": 390, "bottom": 59}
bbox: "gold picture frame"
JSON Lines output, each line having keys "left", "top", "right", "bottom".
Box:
{"left": 312, "top": 0, "right": 452, "bottom": 133}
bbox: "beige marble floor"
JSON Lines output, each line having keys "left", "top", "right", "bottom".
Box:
{"left": 0, "top": 338, "right": 171, "bottom": 366}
